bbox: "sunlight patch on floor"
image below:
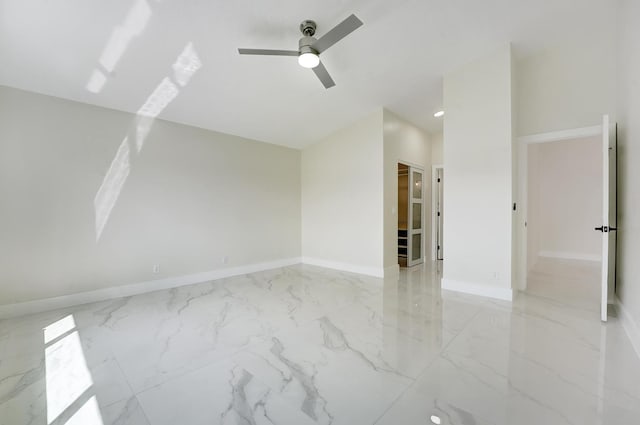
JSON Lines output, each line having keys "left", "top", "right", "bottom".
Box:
{"left": 44, "top": 315, "right": 101, "bottom": 424}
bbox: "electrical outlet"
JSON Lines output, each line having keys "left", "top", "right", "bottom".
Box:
{"left": 222, "top": 256, "right": 229, "bottom": 265}
{"left": 153, "top": 264, "right": 160, "bottom": 273}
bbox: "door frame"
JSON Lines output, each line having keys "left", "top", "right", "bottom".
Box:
{"left": 398, "top": 161, "right": 426, "bottom": 266}
{"left": 408, "top": 165, "right": 425, "bottom": 267}
{"left": 431, "top": 164, "right": 444, "bottom": 261}
{"left": 516, "top": 124, "right": 603, "bottom": 292}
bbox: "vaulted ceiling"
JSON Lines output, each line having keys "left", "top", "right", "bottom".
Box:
{"left": 0, "top": 0, "right": 610, "bottom": 148}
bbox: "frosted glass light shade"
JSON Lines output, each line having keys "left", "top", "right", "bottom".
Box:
{"left": 298, "top": 52, "right": 320, "bottom": 68}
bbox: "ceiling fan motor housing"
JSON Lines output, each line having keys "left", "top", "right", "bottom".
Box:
{"left": 299, "top": 36, "right": 318, "bottom": 55}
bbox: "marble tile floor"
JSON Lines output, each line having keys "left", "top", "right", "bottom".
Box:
{"left": 1, "top": 260, "right": 639, "bottom": 425}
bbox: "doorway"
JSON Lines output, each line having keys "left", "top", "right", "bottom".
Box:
{"left": 517, "top": 116, "right": 617, "bottom": 321}
{"left": 398, "top": 163, "right": 424, "bottom": 267}
{"left": 526, "top": 136, "right": 602, "bottom": 310}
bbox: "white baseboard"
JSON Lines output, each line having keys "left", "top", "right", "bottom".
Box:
{"left": 0, "top": 257, "right": 302, "bottom": 319}
{"left": 616, "top": 295, "right": 640, "bottom": 360}
{"left": 442, "top": 278, "right": 513, "bottom": 301}
{"left": 300, "top": 257, "right": 385, "bottom": 278}
{"left": 538, "top": 251, "right": 601, "bottom": 262}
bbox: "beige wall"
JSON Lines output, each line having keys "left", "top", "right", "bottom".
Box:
{"left": 443, "top": 45, "right": 514, "bottom": 299}
{"left": 513, "top": 17, "right": 616, "bottom": 290}
{"left": 616, "top": 0, "right": 640, "bottom": 340}
{"left": 383, "top": 110, "right": 432, "bottom": 270}
{"left": 0, "top": 86, "right": 301, "bottom": 305}
{"left": 301, "top": 110, "right": 384, "bottom": 275}
{"left": 527, "top": 137, "right": 602, "bottom": 264}
{"left": 515, "top": 29, "right": 617, "bottom": 137}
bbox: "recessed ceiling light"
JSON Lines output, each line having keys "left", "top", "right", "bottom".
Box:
{"left": 434, "top": 110, "right": 445, "bottom": 118}
{"left": 430, "top": 415, "right": 442, "bottom": 424}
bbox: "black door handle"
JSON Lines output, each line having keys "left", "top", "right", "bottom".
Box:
{"left": 595, "top": 226, "right": 618, "bottom": 233}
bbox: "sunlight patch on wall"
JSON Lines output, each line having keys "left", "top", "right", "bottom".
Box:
{"left": 137, "top": 77, "right": 179, "bottom": 118}
{"left": 93, "top": 42, "right": 202, "bottom": 241}
{"left": 94, "top": 138, "right": 131, "bottom": 240}
{"left": 135, "top": 78, "right": 178, "bottom": 151}
{"left": 135, "top": 42, "right": 201, "bottom": 152}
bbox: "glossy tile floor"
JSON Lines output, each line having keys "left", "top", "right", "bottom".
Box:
{"left": 1, "top": 260, "right": 639, "bottom": 425}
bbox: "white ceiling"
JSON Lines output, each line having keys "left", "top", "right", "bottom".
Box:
{"left": 0, "top": 0, "right": 609, "bottom": 148}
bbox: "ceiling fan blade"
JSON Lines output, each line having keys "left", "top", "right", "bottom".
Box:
{"left": 312, "top": 14, "right": 363, "bottom": 53}
{"left": 238, "top": 48, "right": 298, "bottom": 56}
{"left": 312, "top": 61, "right": 336, "bottom": 89}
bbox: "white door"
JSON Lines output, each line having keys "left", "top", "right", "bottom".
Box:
{"left": 598, "top": 115, "right": 617, "bottom": 322}
{"left": 408, "top": 167, "right": 424, "bottom": 266}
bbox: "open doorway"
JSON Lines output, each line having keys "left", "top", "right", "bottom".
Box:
{"left": 526, "top": 135, "right": 602, "bottom": 310}
{"left": 398, "top": 163, "right": 424, "bottom": 268}
{"left": 518, "top": 118, "right": 617, "bottom": 321}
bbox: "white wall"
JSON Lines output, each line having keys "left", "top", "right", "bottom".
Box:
{"left": 431, "top": 132, "right": 443, "bottom": 165}
{"left": 527, "top": 137, "right": 602, "bottom": 263}
{"left": 442, "top": 45, "right": 514, "bottom": 300}
{"left": 301, "top": 110, "right": 384, "bottom": 275}
{"left": 616, "top": 0, "right": 640, "bottom": 347}
{"left": 383, "top": 109, "right": 431, "bottom": 270}
{"left": 516, "top": 29, "right": 617, "bottom": 137}
{"left": 0, "top": 86, "right": 301, "bottom": 305}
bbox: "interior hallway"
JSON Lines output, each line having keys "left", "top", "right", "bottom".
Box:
{"left": 1, "top": 262, "right": 639, "bottom": 425}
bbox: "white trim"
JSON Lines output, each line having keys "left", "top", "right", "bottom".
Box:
{"left": 538, "top": 250, "right": 601, "bottom": 262}
{"left": 442, "top": 278, "right": 513, "bottom": 301}
{"left": 515, "top": 141, "right": 528, "bottom": 291}
{"left": 407, "top": 165, "right": 425, "bottom": 267}
{"left": 0, "top": 257, "right": 302, "bottom": 319}
{"left": 301, "top": 257, "right": 385, "bottom": 278}
{"left": 616, "top": 295, "right": 640, "bottom": 360}
{"left": 396, "top": 158, "right": 427, "bottom": 170}
{"left": 517, "top": 125, "right": 602, "bottom": 145}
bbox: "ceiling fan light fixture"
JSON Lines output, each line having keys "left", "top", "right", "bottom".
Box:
{"left": 298, "top": 52, "right": 320, "bottom": 69}
{"left": 238, "top": 14, "right": 363, "bottom": 88}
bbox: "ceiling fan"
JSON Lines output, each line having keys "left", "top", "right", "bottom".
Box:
{"left": 238, "top": 14, "right": 363, "bottom": 89}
